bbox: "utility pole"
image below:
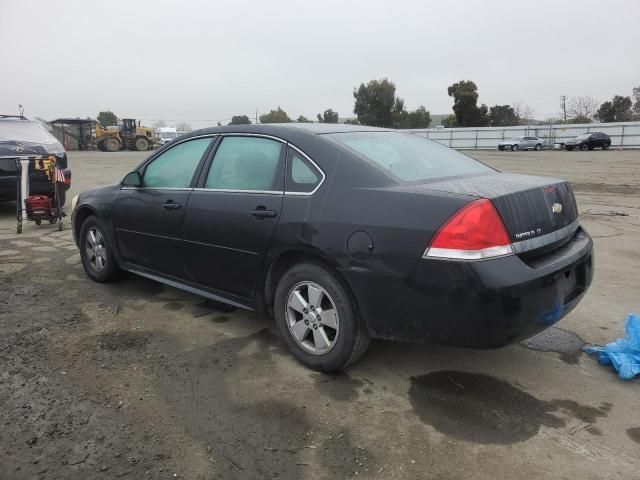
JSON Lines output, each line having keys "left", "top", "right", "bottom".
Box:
{"left": 560, "top": 95, "right": 567, "bottom": 124}
{"left": 255, "top": 109, "right": 258, "bottom": 124}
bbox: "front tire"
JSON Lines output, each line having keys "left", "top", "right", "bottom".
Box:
{"left": 511, "top": 144, "right": 519, "bottom": 151}
{"left": 135, "top": 137, "right": 150, "bottom": 151}
{"left": 274, "top": 263, "right": 370, "bottom": 372}
{"left": 535, "top": 143, "right": 542, "bottom": 151}
{"left": 104, "top": 137, "right": 120, "bottom": 152}
{"left": 79, "top": 216, "right": 120, "bottom": 282}
{"left": 581, "top": 144, "right": 589, "bottom": 151}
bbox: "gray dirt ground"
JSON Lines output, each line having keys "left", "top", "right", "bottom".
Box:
{"left": 0, "top": 148, "right": 639, "bottom": 479}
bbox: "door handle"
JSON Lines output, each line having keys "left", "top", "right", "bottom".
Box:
{"left": 163, "top": 201, "right": 181, "bottom": 210}
{"left": 250, "top": 206, "right": 277, "bottom": 219}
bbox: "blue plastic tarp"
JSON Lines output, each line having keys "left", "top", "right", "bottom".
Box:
{"left": 584, "top": 313, "right": 640, "bottom": 380}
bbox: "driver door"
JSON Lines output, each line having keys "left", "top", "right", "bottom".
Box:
{"left": 112, "top": 136, "right": 215, "bottom": 279}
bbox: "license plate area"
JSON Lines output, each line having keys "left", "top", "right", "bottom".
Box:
{"left": 562, "top": 257, "right": 588, "bottom": 305}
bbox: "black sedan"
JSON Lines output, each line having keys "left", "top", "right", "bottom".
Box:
{"left": 72, "top": 124, "right": 593, "bottom": 371}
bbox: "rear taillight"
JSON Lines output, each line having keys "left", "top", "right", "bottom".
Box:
{"left": 423, "top": 198, "right": 513, "bottom": 260}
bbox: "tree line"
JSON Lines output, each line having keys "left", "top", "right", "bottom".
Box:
{"left": 97, "top": 80, "right": 640, "bottom": 130}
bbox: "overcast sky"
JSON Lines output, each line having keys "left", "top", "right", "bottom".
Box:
{"left": 1, "top": 0, "right": 639, "bottom": 128}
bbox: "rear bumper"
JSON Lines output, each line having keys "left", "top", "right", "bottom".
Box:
{"left": 342, "top": 227, "right": 594, "bottom": 347}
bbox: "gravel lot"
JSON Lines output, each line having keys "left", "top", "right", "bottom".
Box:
{"left": 1, "top": 148, "right": 639, "bottom": 479}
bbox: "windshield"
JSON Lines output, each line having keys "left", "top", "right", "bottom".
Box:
{"left": 576, "top": 134, "right": 590, "bottom": 140}
{"left": 160, "top": 132, "right": 177, "bottom": 139}
{"left": 327, "top": 132, "right": 493, "bottom": 183}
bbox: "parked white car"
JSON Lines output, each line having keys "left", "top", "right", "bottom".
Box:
{"left": 498, "top": 136, "right": 543, "bottom": 151}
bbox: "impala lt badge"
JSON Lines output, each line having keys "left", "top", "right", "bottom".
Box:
{"left": 552, "top": 203, "right": 563, "bottom": 214}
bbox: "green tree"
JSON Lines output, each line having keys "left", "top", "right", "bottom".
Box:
{"left": 595, "top": 95, "right": 633, "bottom": 122}
{"left": 447, "top": 80, "right": 488, "bottom": 127}
{"left": 97, "top": 110, "right": 118, "bottom": 127}
{"left": 394, "top": 105, "right": 432, "bottom": 129}
{"left": 229, "top": 115, "right": 251, "bottom": 125}
{"left": 568, "top": 115, "right": 592, "bottom": 124}
{"left": 487, "top": 105, "right": 520, "bottom": 127}
{"left": 441, "top": 114, "right": 457, "bottom": 128}
{"left": 259, "top": 107, "right": 292, "bottom": 124}
{"left": 344, "top": 118, "right": 360, "bottom": 125}
{"left": 317, "top": 108, "right": 339, "bottom": 123}
{"left": 353, "top": 78, "right": 399, "bottom": 127}
{"left": 632, "top": 86, "right": 640, "bottom": 116}
{"left": 296, "top": 115, "right": 312, "bottom": 123}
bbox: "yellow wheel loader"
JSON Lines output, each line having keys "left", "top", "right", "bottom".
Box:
{"left": 95, "top": 119, "right": 157, "bottom": 152}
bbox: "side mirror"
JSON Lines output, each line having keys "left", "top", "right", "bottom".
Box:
{"left": 122, "top": 171, "right": 142, "bottom": 187}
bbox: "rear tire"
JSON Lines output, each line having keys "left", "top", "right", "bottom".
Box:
{"left": 511, "top": 144, "right": 519, "bottom": 151}
{"left": 603, "top": 143, "right": 610, "bottom": 150}
{"left": 79, "top": 216, "right": 120, "bottom": 283}
{"left": 566, "top": 146, "right": 573, "bottom": 151}
{"left": 498, "top": 146, "right": 504, "bottom": 151}
{"left": 274, "top": 262, "right": 370, "bottom": 372}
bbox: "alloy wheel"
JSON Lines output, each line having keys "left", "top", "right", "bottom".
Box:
{"left": 85, "top": 227, "right": 107, "bottom": 272}
{"left": 286, "top": 281, "right": 340, "bottom": 355}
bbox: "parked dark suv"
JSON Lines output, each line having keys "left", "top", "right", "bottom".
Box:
{"left": 0, "top": 116, "right": 72, "bottom": 205}
{"left": 564, "top": 132, "right": 611, "bottom": 151}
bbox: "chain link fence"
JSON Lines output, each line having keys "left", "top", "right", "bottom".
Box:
{"left": 408, "top": 121, "right": 640, "bottom": 149}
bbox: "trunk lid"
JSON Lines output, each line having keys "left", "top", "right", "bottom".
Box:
{"left": 412, "top": 172, "right": 579, "bottom": 252}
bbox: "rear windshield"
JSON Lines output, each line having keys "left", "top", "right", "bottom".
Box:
{"left": 327, "top": 132, "right": 492, "bottom": 182}
{"left": 0, "top": 119, "right": 57, "bottom": 144}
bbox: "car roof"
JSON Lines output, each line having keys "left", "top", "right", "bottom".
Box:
{"left": 181, "top": 122, "right": 390, "bottom": 141}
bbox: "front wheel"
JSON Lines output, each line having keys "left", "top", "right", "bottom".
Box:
{"left": 104, "top": 137, "right": 120, "bottom": 152}
{"left": 535, "top": 143, "right": 542, "bottom": 151}
{"left": 135, "top": 137, "right": 150, "bottom": 151}
{"left": 274, "top": 263, "right": 370, "bottom": 372}
{"left": 511, "top": 144, "right": 519, "bottom": 151}
{"left": 79, "top": 216, "right": 120, "bottom": 282}
{"left": 581, "top": 144, "right": 589, "bottom": 151}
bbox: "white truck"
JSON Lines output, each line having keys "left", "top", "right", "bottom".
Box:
{"left": 157, "top": 127, "right": 178, "bottom": 145}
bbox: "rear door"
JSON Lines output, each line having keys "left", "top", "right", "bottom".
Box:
{"left": 112, "top": 136, "right": 215, "bottom": 278}
{"left": 181, "top": 135, "right": 285, "bottom": 300}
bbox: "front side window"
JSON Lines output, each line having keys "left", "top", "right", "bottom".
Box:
{"left": 205, "top": 136, "right": 283, "bottom": 191}
{"left": 328, "top": 132, "right": 493, "bottom": 183}
{"left": 287, "top": 149, "right": 322, "bottom": 193}
{"left": 142, "top": 137, "right": 212, "bottom": 188}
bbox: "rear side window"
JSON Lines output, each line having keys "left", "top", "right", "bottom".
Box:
{"left": 327, "top": 132, "right": 492, "bottom": 183}
{"left": 286, "top": 149, "right": 322, "bottom": 193}
{"left": 205, "top": 136, "right": 283, "bottom": 191}
{"left": 143, "top": 137, "right": 212, "bottom": 188}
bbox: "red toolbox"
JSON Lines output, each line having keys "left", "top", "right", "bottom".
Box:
{"left": 25, "top": 195, "right": 53, "bottom": 219}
